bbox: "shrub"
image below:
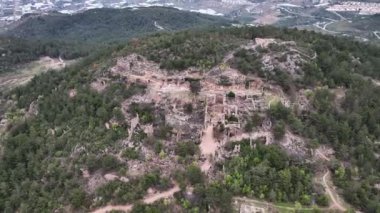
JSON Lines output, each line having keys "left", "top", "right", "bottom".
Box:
{"left": 175, "top": 142, "right": 199, "bottom": 157}
{"left": 227, "top": 91, "right": 235, "bottom": 98}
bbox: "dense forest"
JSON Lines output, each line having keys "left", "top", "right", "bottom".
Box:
{"left": 224, "top": 142, "right": 317, "bottom": 205}
{"left": 0, "top": 7, "right": 231, "bottom": 73}
{"left": 0, "top": 37, "right": 89, "bottom": 73}
{"left": 0, "top": 25, "right": 379, "bottom": 212}
{"left": 5, "top": 7, "right": 232, "bottom": 43}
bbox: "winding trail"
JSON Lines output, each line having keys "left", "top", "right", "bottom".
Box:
{"left": 315, "top": 149, "right": 331, "bottom": 161}
{"left": 374, "top": 31, "right": 380, "bottom": 40}
{"left": 313, "top": 22, "right": 339, "bottom": 34}
{"left": 127, "top": 115, "right": 139, "bottom": 143}
{"left": 314, "top": 147, "right": 348, "bottom": 212}
{"left": 143, "top": 185, "right": 180, "bottom": 204}
{"left": 322, "top": 171, "right": 347, "bottom": 212}
{"left": 154, "top": 21, "right": 165, "bottom": 30}
{"left": 323, "top": 21, "right": 334, "bottom": 31}
{"left": 331, "top": 11, "right": 346, "bottom": 20}
{"left": 279, "top": 6, "right": 336, "bottom": 22}
{"left": 92, "top": 184, "right": 180, "bottom": 213}
{"left": 92, "top": 205, "right": 133, "bottom": 213}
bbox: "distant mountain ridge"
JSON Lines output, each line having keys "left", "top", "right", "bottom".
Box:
{"left": 0, "top": 7, "right": 232, "bottom": 73}
{"left": 4, "top": 7, "right": 232, "bottom": 43}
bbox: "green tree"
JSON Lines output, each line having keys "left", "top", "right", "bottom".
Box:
{"left": 190, "top": 80, "right": 201, "bottom": 95}
{"left": 273, "top": 121, "right": 286, "bottom": 140}
{"left": 69, "top": 188, "right": 86, "bottom": 208}
{"left": 186, "top": 165, "right": 204, "bottom": 185}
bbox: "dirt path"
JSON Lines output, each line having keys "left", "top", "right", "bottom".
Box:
{"left": 92, "top": 205, "right": 133, "bottom": 213}
{"left": 323, "top": 21, "right": 335, "bottom": 31}
{"left": 315, "top": 149, "right": 331, "bottom": 161}
{"left": 313, "top": 21, "right": 339, "bottom": 34}
{"left": 314, "top": 147, "right": 347, "bottom": 211}
{"left": 279, "top": 6, "right": 336, "bottom": 22}
{"left": 154, "top": 21, "right": 164, "bottom": 30}
{"left": 373, "top": 78, "right": 380, "bottom": 86}
{"left": 331, "top": 11, "right": 346, "bottom": 21}
{"left": 322, "top": 171, "right": 347, "bottom": 212}
{"left": 92, "top": 184, "right": 180, "bottom": 213}
{"left": 288, "top": 47, "right": 317, "bottom": 60}
{"left": 127, "top": 115, "right": 139, "bottom": 143}
{"left": 356, "top": 74, "right": 380, "bottom": 87}
{"left": 144, "top": 185, "right": 180, "bottom": 204}
{"left": 374, "top": 31, "right": 380, "bottom": 40}
{"left": 200, "top": 125, "right": 218, "bottom": 172}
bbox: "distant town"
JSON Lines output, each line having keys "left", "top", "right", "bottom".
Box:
{"left": 327, "top": 1, "right": 380, "bottom": 15}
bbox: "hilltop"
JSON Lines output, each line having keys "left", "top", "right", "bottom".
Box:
{"left": 0, "top": 26, "right": 379, "bottom": 212}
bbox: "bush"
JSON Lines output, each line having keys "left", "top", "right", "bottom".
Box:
{"left": 129, "top": 103, "right": 155, "bottom": 124}
{"left": 273, "top": 121, "right": 286, "bottom": 140}
{"left": 69, "top": 188, "right": 87, "bottom": 208}
{"left": 230, "top": 48, "right": 262, "bottom": 75}
{"left": 190, "top": 80, "right": 201, "bottom": 94}
{"left": 122, "top": 148, "right": 139, "bottom": 160}
{"left": 316, "top": 194, "right": 329, "bottom": 207}
{"left": 184, "top": 103, "right": 193, "bottom": 114}
{"left": 219, "top": 75, "right": 232, "bottom": 86}
{"left": 226, "top": 114, "right": 238, "bottom": 122}
{"left": 175, "top": 142, "right": 199, "bottom": 157}
{"left": 101, "top": 155, "right": 120, "bottom": 172}
{"left": 186, "top": 165, "right": 204, "bottom": 185}
{"left": 227, "top": 91, "right": 235, "bottom": 98}
{"left": 153, "top": 125, "right": 172, "bottom": 140}
{"left": 245, "top": 113, "right": 263, "bottom": 132}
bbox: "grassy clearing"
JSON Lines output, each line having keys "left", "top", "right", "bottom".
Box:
{"left": 0, "top": 57, "right": 76, "bottom": 92}
{"left": 233, "top": 197, "right": 330, "bottom": 213}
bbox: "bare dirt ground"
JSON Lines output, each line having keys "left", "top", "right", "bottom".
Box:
{"left": 91, "top": 184, "right": 180, "bottom": 213}
{"left": 101, "top": 41, "right": 333, "bottom": 209}
{"left": 233, "top": 196, "right": 328, "bottom": 212}
{"left": 110, "top": 42, "right": 307, "bottom": 176}
{"left": 229, "top": 131, "right": 272, "bottom": 144}
{"left": 200, "top": 125, "right": 218, "bottom": 172}
{"left": 314, "top": 146, "right": 334, "bottom": 162}
{"left": 254, "top": 12, "right": 280, "bottom": 25}
{"left": 0, "top": 57, "right": 75, "bottom": 91}
{"left": 92, "top": 204, "right": 133, "bottom": 213}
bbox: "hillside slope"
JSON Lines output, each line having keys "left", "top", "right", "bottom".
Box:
{"left": 0, "top": 7, "right": 231, "bottom": 73}
{"left": 0, "top": 37, "right": 87, "bottom": 73}
{"left": 4, "top": 7, "right": 232, "bottom": 43}
{"left": 0, "top": 26, "right": 379, "bottom": 212}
